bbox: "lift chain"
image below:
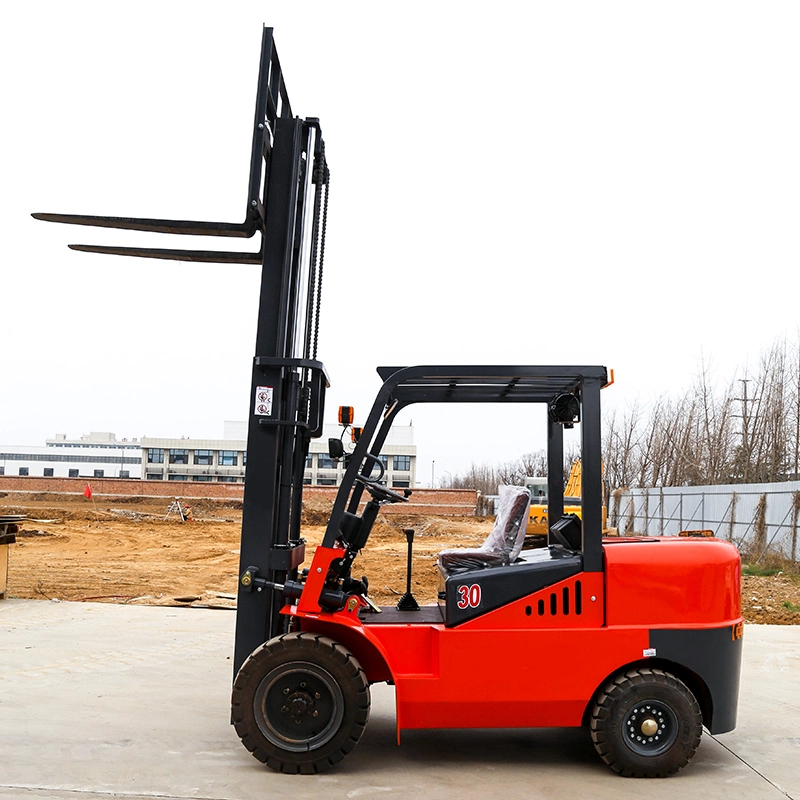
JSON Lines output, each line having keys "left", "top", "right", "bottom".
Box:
{"left": 311, "top": 143, "right": 329, "bottom": 362}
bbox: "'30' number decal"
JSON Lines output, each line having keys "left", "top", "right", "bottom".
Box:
{"left": 456, "top": 584, "right": 481, "bottom": 609}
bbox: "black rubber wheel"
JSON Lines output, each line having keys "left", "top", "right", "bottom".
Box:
{"left": 590, "top": 667, "right": 702, "bottom": 778}
{"left": 232, "top": 632, "right": 370, "bottom": 774}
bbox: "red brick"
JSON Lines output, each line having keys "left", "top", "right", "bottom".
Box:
{"left": 0, "top": 477, "right": 479, "bottom": 516}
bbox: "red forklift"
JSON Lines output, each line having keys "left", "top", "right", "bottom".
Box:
{"left": 35, "top": 27, "right": 742, "bottom": 779}
{"left": 232, "top": 365, "right": 743, "bottom": 778}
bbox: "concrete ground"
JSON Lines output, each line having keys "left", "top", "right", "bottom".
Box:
{"left": 0, "top": 599, "right": 797, "bottom": 800}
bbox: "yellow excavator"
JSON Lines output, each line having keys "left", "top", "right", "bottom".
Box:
{"left": 524, "top": 460, "right": 615, "bottom": 538}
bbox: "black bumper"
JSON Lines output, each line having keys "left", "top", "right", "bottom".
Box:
{"left": 650, "top": 624, "right": 743, "bottom": 734}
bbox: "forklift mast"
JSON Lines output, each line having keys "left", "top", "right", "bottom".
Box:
{"left": 32, "top": 28, "right": 330, "bottom": 676}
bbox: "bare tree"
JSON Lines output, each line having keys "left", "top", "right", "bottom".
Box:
{"left": 496, "top": 460, "right": 525, "bottom": 486}
{"left": 519, "top": 450, "right": 548, "bottom": 478}
{"left": 601, "top": 336, "right": 800, "bottom": 490}
{"left": 731, "top": 340, "right": 790, "bottom": 483}
{"left": 603, "top": 401, "right": 644, "bottom": 489}
{"left": 444, "top": 450, "right": 578, "bottom": 496}
{"left": 440, "top": 462, "right": 500, "bottom": 497}
{"left": 790, "top": 336, "right": 800, "bottom": 480}
{"left": 448, "top": 336, "right": 800, "bottom": 496}
{"left": 694, "top": 359, "right": 736, "bottom": 484}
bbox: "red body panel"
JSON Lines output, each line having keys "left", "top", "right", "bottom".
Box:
{"left": 604, "top": 537, "right": 742, "bottom": 627}
{"left": 293, "top": 538, "right": 743, "bottom": 735}
{"left": 298, "top": 545, "right": 347, "bottom": 614}
{"left": 387, "top": 627, "right": 649, "bottom": 730}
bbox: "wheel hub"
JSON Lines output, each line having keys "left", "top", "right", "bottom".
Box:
{"left": 623, "top": 702, "right": 677, "bottom": 757}
{"left": 254, "top": 662, "right": 344, "bottom": 752}
{"left": 284, "top": 689, "right": 320, "bottom": 722}
{"left": 640, "top": 717, "right": 659, "bottom": 737}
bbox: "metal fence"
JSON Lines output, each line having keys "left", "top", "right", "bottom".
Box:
{"left": 611, "top": 481, "right": 800, "bottom": 564}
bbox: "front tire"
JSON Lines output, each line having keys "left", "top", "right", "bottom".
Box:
{"left": 232, "top": 632, "right": 370, "bottom": 774}
{"left": 590, "top": 667, "right": 702, "bottom": 778}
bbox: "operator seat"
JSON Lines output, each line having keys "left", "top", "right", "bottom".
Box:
{"left": 437, "top": 485, "right": 531, "bottom": 575}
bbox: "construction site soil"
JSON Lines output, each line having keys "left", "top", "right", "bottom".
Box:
{"left": 3, "top": 492, "right": 799, "bottom": 625}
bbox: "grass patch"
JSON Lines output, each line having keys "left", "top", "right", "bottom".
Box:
{"left": 742, "top": 563, "right": 782, "bottom": 577}
{"left": 782, "top": 600, "right": 800, "bottom": 613}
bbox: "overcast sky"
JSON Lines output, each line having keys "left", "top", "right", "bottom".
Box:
{"left": 2, "top": 2, "right": 799, "bottom": 484}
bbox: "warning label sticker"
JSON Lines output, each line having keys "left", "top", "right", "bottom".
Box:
{"left": 254, "top": 386, "right": 273, "bottom": 416}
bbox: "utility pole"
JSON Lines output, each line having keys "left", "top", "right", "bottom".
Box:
{"left": 733, "top": 378, "right": 759, "bottom": 483}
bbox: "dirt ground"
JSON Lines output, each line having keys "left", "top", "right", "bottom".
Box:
{"left": 2, "top": 492, "right": 799, "bottom": 625}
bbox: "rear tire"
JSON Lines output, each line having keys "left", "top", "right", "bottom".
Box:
{"left": 590, "top": 667, "right": 702, "bottom": 778}
{"left": 232, "top": 632, "right": 370, "bottom": 774}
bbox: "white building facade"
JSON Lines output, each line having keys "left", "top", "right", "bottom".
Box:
{"left": 307, "top": 423, "right": 416, "bottom": 488}
{"left": 2, "top": 422, "right": 416, "bottom": 488}
{"left": 140, "top": 423, "right": 416, "bottom": 487}
{"left": 141, "top": 436, "right": 247, "bottom": 483}
{"left": 0, "top": 432, "right": 142, "bottom": 479}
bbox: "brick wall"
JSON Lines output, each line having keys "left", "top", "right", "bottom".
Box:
{"left": 0, "top": 477, "right": 479, "bottom": 516}
{"left": 0, "top": 476, "right": 243, "bottom": 501}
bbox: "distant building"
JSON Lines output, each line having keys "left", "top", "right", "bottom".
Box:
{"left": 0, "top": 432, "right": 142, "bottom": 479}
{"left": 140, "top": 423, "right": 416, "bottom": 487}
{"left": 308, "top": 423, "right": 416, "bottom": 488}
{"left": 3, "top": 422, "right": 417, "bottom": 488}
{"left": 140, "top": 435, "right": 246, "bottom": 483}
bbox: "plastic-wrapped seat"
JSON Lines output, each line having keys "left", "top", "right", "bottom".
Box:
{"left": 437, "top": 485, "right": 531, "bottom": 575}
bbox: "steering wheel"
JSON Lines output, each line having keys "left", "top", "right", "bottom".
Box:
{"left": 355, "top": 475, "right": 409, "bottom": 504}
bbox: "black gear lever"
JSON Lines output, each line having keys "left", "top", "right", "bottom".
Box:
{"left": 396, "top": 528, "right": 420, "bottom": 611}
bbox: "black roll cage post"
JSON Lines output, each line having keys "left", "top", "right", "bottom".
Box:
{"left": 323, "top": 365, "right": 608, "bottom": 575}
{"left": 32, "top": 27, "right": 331, "bottom": 678}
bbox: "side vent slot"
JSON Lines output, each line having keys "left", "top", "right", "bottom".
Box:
{"left": 535, "top": 580, "right": 583, "bottom": 617}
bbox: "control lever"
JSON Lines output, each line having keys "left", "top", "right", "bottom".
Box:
{"left": 396, "top": 528, "right": 420, "bottom": 611}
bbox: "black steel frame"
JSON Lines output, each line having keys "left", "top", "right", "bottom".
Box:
{"left": 32, "top": 27, "right": 331, "bottom": 677}
{"left": 323, "top": 365, "right": 609, "bottom": 574}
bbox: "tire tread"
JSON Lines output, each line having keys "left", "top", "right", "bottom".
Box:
{"left": 232, "top": 632, "right": 370, "bottom": 774}
{"left": 590, "top": 667, "right": 701, "bottom": 778}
